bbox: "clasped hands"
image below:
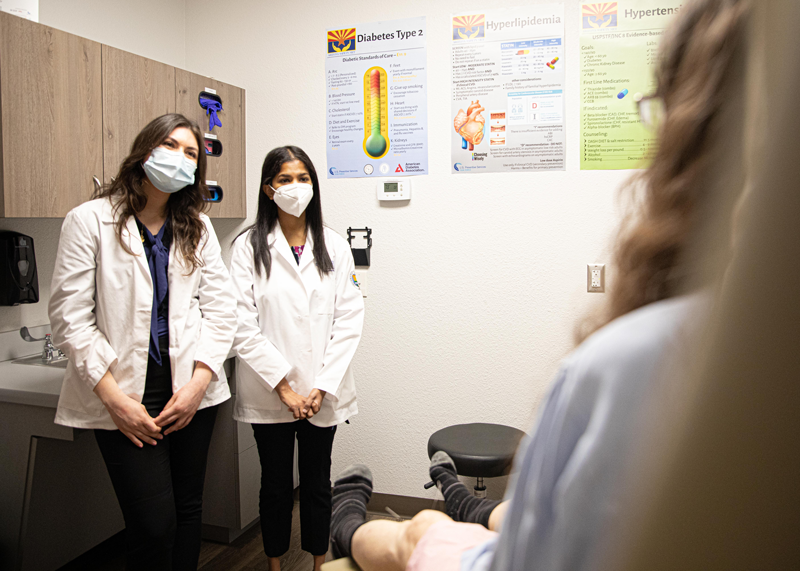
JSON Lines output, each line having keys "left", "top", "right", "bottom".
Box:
{"left": 94, "top": 362, "right": 213, "bottom": 448}
{"left": 275, "top": 378, "right": 325, "bottom": 419}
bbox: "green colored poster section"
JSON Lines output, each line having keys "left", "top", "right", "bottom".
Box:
{"left": 579, "top": 1, "right": 682, "bottom": 170}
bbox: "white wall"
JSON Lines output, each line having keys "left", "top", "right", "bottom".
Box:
{"left": 39, "top": 0, "right": 187, "bottom": 68}
{"left": 0, "top": 0, "right": 629, "bottom": 500}
{"left": 183, "top": 0, "right": 627, "bottom": 499}
{"left": 0, "top": 1, "right": 187, "bottom": 332}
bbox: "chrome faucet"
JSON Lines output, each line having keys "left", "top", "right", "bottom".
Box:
{"left": 20, "top": 327, "right": 65, "bottom": 362}
{"left": 42, "top": 334, "right": 61, "bottom": 362}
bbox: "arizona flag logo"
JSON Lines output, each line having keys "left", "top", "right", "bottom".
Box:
{"left": 452, "top": 14, "right": 485, "bottom": 40}
{"left": 582, "top": 3, "right": 618, "bottom": 29}
{"left": 328, "top": 28, "right": 356, "bottom": 53}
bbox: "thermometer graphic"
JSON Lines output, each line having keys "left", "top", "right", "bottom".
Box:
{"left": 363, "top": 67, "right": 389, "bottom": 159}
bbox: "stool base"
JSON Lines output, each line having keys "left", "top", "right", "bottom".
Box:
{"left": 474, "top": 476, "right": 487, "bottom": 498}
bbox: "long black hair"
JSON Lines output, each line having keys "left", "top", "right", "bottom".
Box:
{"left": 243, "top": 146, "right": 333, "bottom": 278}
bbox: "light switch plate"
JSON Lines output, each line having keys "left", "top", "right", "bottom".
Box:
{"left": 587, "top": 264, "right": 605, "bottom": 293}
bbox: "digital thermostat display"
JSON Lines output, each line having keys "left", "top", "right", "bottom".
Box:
{"left": 376, "top": 178, "right": 410, "bottom": 201}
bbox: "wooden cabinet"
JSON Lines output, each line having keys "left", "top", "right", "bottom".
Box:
{"left": 0, "top": 13, "right": 246, "bottom": 219}
{"left": 101, "top": 46, "right": 175, "bottom": 185}
{"left": 176, "top": 71, "right": 246, "bottom": 219}
{"left": 0, "top": 12, "right": 103, "bottom": 218}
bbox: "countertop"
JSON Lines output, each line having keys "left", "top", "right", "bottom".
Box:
{"left": 0, "top": 357, "right": 65, "bottom": 409}
{"left": 0, "top": 325, "right": 238, "bottom": 411}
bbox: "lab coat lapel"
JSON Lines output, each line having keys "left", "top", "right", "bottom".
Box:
{"left": 271, "top": 222, "right": 301, "bottom": 272}
{"left": 123, "top": 214, "right": 151, "bottom": 279}
{"left": 298, "top": 231, "right": 315, "bottom": 274}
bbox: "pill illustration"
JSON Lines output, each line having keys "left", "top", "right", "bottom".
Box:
{"left": 617, "top": 89, "right": 629, "bottom": 99}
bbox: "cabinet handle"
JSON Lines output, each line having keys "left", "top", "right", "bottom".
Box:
{"left": 92, "top": 176, "right": 102, "bottom": 192}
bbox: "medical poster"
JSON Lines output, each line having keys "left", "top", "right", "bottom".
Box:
{"left": 450, "top": 5, "right": 565, "bottom": 175}
{"left": 579, "top": 1, "right": 682, "bottom": 170}
{"left": 325, "top": 17, "right": 428, "bottom": 179}
{"left": 0, "top": 0, "right": 38, "bottom": 21}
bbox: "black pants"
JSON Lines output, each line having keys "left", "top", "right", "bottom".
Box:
{"left": 94, "top": 335, "right": 218, "bottom": 571}
{"left": 253, "top": 420, "right": 337, "bottom": 557}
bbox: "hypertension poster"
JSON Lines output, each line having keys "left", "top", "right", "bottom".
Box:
{"left": 325, "top": 16, "right": 428, "bottom": 179}
{"left": 450, "top": 4, "right": 566, "bottom": 175}
{"left": 579, "top": 1, "right": 682, "bottom": 170}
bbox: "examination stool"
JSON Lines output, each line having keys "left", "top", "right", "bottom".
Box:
{"left": 427, "top": 423, "right": 526, "bottom": 498}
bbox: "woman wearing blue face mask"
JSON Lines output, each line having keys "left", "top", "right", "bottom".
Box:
{"left": 230, "top": 146, "right": 365, "bottom": 571}
{"left": 49, "top": 113, "right": 237, "bottom": 570}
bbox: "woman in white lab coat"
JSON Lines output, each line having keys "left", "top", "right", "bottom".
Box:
{"left": 231, "top": 145, "right": 365, "bottom": 571}
{"left": 49, "top": 113, "right": 236, "bottom": 571}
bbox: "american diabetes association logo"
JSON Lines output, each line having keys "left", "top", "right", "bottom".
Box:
{"left": 582, "top": 3, "right": 618, "bottom": 29}
{"left": 452, "top": 14, "right": 485, "bottom": 40}
{"left": 328, "top": 28, "right": 356, "bottom": 53}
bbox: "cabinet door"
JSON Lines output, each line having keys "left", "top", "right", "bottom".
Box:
{"left": 0, "top": 13, "right": 103, "bottom": 217}
{"left": 102, "top": 46, "right": 175, "bottom": 184}
{"left": 175, "top": 71, "right": 245, "bottom": 218}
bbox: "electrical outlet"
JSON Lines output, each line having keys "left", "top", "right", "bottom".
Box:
{"left": 587, "top": 264, "right": 605, "bottom": 293}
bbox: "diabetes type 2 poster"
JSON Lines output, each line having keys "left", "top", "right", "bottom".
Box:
{"left": 325, "top": 16, "right": 428, "bottom": 178}
{"left": 451, "top": 5, "right": 566, "bottom": 175}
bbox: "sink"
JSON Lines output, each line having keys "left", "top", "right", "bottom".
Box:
{"left": 12, "top": 355, "right": 69, "bottom": 369}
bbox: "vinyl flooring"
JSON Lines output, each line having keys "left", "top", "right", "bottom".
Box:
{"left": 59, "top": 503, "right": 399, "bottom": 571}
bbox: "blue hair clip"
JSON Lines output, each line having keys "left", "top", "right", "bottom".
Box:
{"left": 199, "top": 97, "right": 223, "bottom": 131}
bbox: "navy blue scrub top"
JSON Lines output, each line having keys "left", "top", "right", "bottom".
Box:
{"left": 135, "top": 217, "right": 172, "bottom": 365}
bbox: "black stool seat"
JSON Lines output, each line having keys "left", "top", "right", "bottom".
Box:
{"left": 427, "top": 423, "right": 526, "bottom": 478}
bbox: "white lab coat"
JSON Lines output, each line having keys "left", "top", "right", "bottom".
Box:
{"left": 49, "top": 197, "right": 237, "bottom": 429}
{"left": 231, "top": 224, "right": 364, "bottom": 427}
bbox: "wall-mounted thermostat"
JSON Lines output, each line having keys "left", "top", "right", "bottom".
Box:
{"left": 377, "top": 178, "right": 411, "bottom": 201}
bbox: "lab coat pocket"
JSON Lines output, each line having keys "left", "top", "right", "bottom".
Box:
{"left": 236, "top": 359, "right": 282, "bottom": 410}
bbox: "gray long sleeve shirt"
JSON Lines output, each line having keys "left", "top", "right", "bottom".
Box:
{"left": 464, "top": 294, "right": 706, "bottom": 571}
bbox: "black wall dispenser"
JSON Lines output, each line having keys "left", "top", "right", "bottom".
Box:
{"left": 204, "top": 137, "right": 223, "bottom": 157}
{"left": 347, "top": 227, "right": 372, "bottom": 267}
{"left": 0, "top": 231, "right": 39, "bottom": 306}
{"left": 205, "top": 181, "right": 223, "bottom": 203}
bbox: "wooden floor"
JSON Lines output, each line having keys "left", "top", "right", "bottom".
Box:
{"left": 59, "top": 503, "right": 398, "bottom": 571}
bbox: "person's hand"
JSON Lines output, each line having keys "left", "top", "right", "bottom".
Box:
{"left": 94, "top": 371, "right": 162, "bottom": 448}
{"left": 154, "top": 362, "right": 213, "bottom": 435}
{"left": 302, "top": 389, "right": 326, "bottom": 418}
{"left": 276, "top": 378, "right": 308, "bottom": 419}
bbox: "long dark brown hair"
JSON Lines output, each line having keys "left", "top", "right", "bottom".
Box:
{"left": 240, "top": 146, "right": 333, "bottom": 278}
{"left": 579, "top": 0, "right": 749, "bottom": 341}
{"left": 94, "top": 113, "right": 209, "bottom": 272}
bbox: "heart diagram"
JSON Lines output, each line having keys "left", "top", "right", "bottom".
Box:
{"left": 454, "top": 100, "right": 486, "bottom": 151}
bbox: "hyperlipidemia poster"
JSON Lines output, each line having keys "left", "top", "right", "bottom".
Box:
{"left": 325, "top": 16, "right": 428, "bottom": 179}
{"left": 451, "top": 4, "right": 566, "bottom": 174}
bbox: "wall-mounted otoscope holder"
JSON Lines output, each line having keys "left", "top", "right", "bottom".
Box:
{"left": 205, "top": 182, "right": 223, "bottom": 203}
{"left": 347, "top": 227, "right": 372, "bottom": 267}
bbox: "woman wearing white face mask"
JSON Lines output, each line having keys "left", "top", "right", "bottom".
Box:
{"left": 49, "top": 113, "right": 236, "bottom": 570}
{"left": 230, "top": 146, "right": 365, "bottom": 571}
